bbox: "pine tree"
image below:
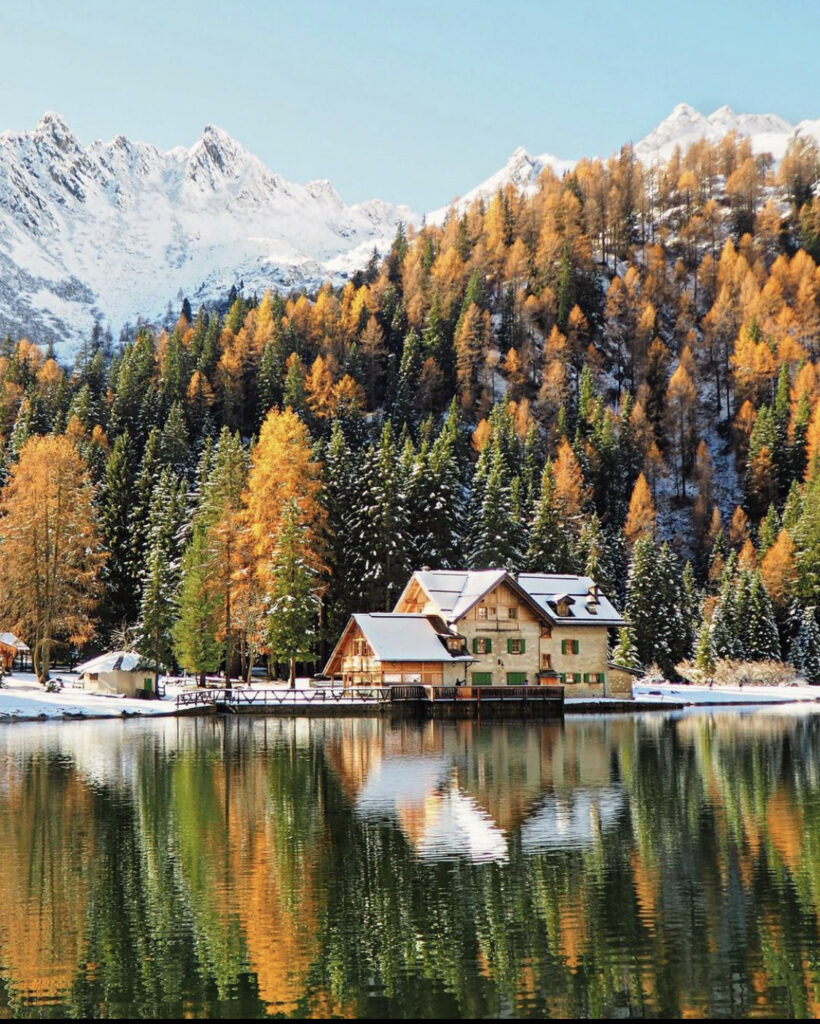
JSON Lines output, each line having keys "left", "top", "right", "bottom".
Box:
{"left": 526, "top": 459, "right": 575, "bottom": 572}
{"left": 173, "top": 523, "right": 222, "bottom": 686}
{"left": 265, "top": 498, "right": 323, "bottom": 687}
{"left": 136, "top": 467, "right": 186, "bottom": 690}
{"left": 624, "top": 536, "right": 682, "bottom": 676}
{"left": 694, "top": 621, "right": 716, "bottom": 677}
{"left": 788, "top": 608, "right": 820, "bottom": 684}
{"left": 611, "top": 625, "right": 642, "bottom": 671}
{"left": 98, "top": 431, "right": 140, "bottom": 633}
{"left": 469, "top": 445, "right": 523, "bottom": 570}
{"left": 743, "top": 570, "right": 781, "bottom": 661}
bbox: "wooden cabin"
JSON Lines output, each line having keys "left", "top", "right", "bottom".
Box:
{"left": 324, "top": 613, "right": 474, "bottom": 687}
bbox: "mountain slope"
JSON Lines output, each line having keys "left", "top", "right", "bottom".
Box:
{"left": 0, "top": 114, "right": 413, "bottom": 353}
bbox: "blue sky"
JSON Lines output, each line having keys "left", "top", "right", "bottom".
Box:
{"left": 2, "top": 0, "right": 820, "bottom": 210}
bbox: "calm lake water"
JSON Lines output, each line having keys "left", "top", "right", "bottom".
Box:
{"left": 2, "top": 710, "right": 820, "bottom": 1018}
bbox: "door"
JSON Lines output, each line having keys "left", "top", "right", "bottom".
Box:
{"left": 506, "top": 671, "right": 527, "bottom": 686}
{"left": 472, "top": 671, "right": 492, "bottom": 686}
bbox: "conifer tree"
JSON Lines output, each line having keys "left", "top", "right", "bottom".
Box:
{"left": 611, "top": 625, "right": 642, "bottom": 672}
{"left": 694, "top": 621, "right": 716, "bottom": 678}
{"left": 743, "top": 570, "right": 781, "bottom": 661}
{"left": 98, "top": 431, "right": 140, "bottom": 633}
{"left": 788, "top": 608, "right": 820, "bottom": 684}
{"left": 265, "top": 498, "right": 323, "bottom": 687}
{"left": 470, "top": 445, "right": 522, "bottom": 570}
{"left": 173, "top": 523, "right": 221, "bottom": 686}
{"left": 526, "top": 459, "right": 575, "bottom": 573}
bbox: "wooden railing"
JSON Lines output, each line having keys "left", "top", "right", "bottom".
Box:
{"left": 391, "top": 684, "right": 564, "bottom": 703}
{"left": 176, "top": 686, "right": 390, "bottom": 710}
{"left": 176, "top": 683, "right": 564, "bottom": 711}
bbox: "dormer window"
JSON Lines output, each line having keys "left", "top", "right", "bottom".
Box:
{"left": 446, "top": 637, "right": 464, "bottom": 654}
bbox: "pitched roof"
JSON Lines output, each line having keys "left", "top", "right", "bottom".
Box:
{"left": 399, "top": 568, "right": 624, "bottom": 627}
{"left": 327, "top": 613, "right": 473, "bottom": 671}
{"left": 516, "top": 574, "right": 625, "bottom": 626}
{"left": 406, "top": 569, "right": 508, "bottom": 620}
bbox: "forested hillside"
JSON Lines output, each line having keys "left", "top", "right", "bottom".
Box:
{"left": 2, "top": 130, "right": 820, "bottom": 680}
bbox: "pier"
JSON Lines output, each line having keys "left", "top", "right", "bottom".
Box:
{"left": 175, "top": 684, "right": 565, "bottom": 718}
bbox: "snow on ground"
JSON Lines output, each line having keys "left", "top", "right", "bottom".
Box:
{"left": 0, "top": 672, "right": 180, "bottom": 721}
{"left": 632, "top": 681, "right": 820, "bottom": 705}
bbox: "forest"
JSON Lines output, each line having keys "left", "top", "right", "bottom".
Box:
{"left": 2, "top": 129, "right": 820, "bottom": 681}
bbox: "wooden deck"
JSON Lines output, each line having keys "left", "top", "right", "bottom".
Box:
{"left": 175, "top": 684, "right": 564, "bottom": 716}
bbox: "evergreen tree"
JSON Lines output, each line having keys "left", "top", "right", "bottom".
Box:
{"left": 469, "top": 446, "right": 523, "bottom": 570}
{"left": 788, "top": 607, "right": 820, "bottom": 684}
{"left": 743, "top": 570, "right": 781, "bottom": 661}
{"left": 265, "top": 498, "right": 323, "bottom": 687}
{"left": 98, "top": 431, "right": 140, "bottom": 633}
{"left": 611, "top": 625, "right": 642, "bottom": 671}
{"left": 173, "top": 523, "right": 221, "bottom": 686}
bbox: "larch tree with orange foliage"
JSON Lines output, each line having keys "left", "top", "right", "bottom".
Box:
{"left": 0, "top": 435, "right": 105, "bottom": 683}
{"left": 243, "top": 408, "right": 328, "bottom": 679}
{"left": 624, "top": 473, "right": 657, "bottom": 546}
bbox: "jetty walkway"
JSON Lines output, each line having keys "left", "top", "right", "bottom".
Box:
{"left": 175, "top": 684, "right": 565, "bottom": 717}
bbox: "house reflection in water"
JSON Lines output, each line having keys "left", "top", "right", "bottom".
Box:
{"left": 347, "top": 719, "right": 627, "bottom": 864}
{"left": 355, "top": 756, "right": 509, "bottom": 863}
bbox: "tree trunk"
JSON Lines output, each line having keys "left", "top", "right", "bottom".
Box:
{"left": 289, "top": 655, "right": 296, "bottom": 689}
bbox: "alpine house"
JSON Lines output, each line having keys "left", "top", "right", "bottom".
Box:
{"left": 324, "top": 569, "right": 624, "bottom": 689}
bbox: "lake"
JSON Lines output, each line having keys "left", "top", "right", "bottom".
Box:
{"left": 1, "top": 709, "right": 820, "bottom": 1018}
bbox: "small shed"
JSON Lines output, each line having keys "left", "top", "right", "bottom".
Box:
{"left": 75, "top": 651, "right": 155, "bottom": 697}
{"left": 0, "top": 632, "right": 31, "bottom": 672}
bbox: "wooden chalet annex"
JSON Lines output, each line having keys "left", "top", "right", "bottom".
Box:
{"left": 325, "top": 569, "right": 624, "bottom": 688}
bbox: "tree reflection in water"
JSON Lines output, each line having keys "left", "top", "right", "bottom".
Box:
{"left": 0, "top": 711, "right": 819, "bottom": 1017}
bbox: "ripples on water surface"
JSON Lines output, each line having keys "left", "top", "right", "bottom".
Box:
{"left": 2, "top": 710, "right": 820, "bottom": 1017}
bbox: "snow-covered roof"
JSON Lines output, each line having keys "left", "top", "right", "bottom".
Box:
{"left": 401, "top": 568, "right": 624, "bottom": 626}
{"left": 75, "top": 650, "right": 147, "bottom": 675}
{"left": 516, "top": 574, "right": 625, "bottom": 626}
{"left": 0, "top": 632, "right": 29, "bottom": 651}
{"left": 403, "top": 569, "right": 508, "bottom": 620}
{"left": 351, "top": 614, "right": 472, "bottom": 663}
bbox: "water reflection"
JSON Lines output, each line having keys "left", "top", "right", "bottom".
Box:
{"left": 1, "top": 711, "right": 820, "bottom": 1016}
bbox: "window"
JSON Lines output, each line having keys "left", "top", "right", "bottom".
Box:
{"left": 447, "top": 637, "right": 463, "bottom": 654}
{"left": 477, "top": 607, "right": 488, "bottom": 620}
{"left": 507, "top": 638, "right": 525, "bottom": 654}
{"left": 507, "top": 607, "right": 518, "bottom": 620}
{"left": 541, "top": 653, "right": 552, "bottom": 669}
{"left": 561, "top": 639, "right": 581, "bottom": 655}
{"left": 473, "top": 637, "right": 492, "bottom": 655}
{"left": 353, "top": 639, "right": 368, "bottom": 657}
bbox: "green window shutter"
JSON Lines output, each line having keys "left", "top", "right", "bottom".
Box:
{"left": 573, "top": 639, "right": 580, "bottom": 654}
{"left": 472, "top": 638, "right": 478, "bottom": 654}
{"left": 520, "top": 638, "right": 526, "bottom": 654}
{"left": 574, "top": 672, "right": 582, "bottom": 683}
{"left": 507, "top": 638, "right": 513, "bottom": 654}
{"left": 561, "top": 639, "right": 567, "bottom": 654}
{"left": 559, "top": 673, "right": 566, "bottom": 684}
{"left": 486, "top": 638, "right": 492, "bottom": 654}
{"left": 583, "top": 673, "right": 589, "bottom": 683}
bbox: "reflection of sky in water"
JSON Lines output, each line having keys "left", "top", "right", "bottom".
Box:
{"left": 520, "top": 787, "right": 625, "bottom": 852}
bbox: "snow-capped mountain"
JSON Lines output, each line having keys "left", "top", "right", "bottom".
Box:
{"left": 428, "top": 146, "right": 575, "bottom": 223}
{"left": 439, "top": 104, "right": 820, "bottom": 221}
{"left": 0, "top": 113, "right": 414, "bottom": 353}
{"left": 633, "top": 102, "right": 820, "bottom": 163}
